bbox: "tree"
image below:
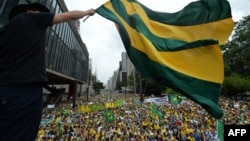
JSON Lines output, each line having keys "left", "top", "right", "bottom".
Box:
{"left": 93, "top": 82, "right": 104, "bottom": 94}
{"left": 221, "top": 15, "right": 250, "bottom": 97}
{"left": 222, "top": 15, "right": 250, "bottom": 77}
{"left": 222, "top": 73, "right": 250, "bottom": 97}
{"left": 142, "top": 78, "right": 166, "bottom": 96}
{"left": 115, "top": 81, "right": 123, "bottom": 92}
{"left": 127, "top": 70, "right": 140, "bottom": 93}
{"left": 127, "top": 69, "right": 166, "bottom": 96}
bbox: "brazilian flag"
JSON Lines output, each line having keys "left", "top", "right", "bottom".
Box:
{"left": 96, "top": 0, "right": 233, "bottom": 119}
{"left": 150, "top": 103, "right": 163, "bottom": 120}
{"left": 56, "top": 118, "right": 63, "bottom": 138}
{"left": 170, "top": 95, "right": 182, "bottom": 104}
{"left": 104, "top": 109, "right": 115, "bottom": 123}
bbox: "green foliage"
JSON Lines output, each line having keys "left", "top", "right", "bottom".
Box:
{"left": 93, "top": 82, "right": 105, "bottom": 94}
{"left": 115, "top": 81, "right": 122, "bottom": 91}
{"left": 127, "top": 70, "right": 140, "bottom": 93}
{"left": 165, "top": 88, "right": 177, "bottom": 94}
{"left": 222, "top": 15, "right": 250, "bottom": 77}
{"left": 221, "top": 15, "right": 250, "bottom": 97}
{"left": 222, "top": 73, "right": 250, "bottom": 97}
{"left": 127, "top": 69, "right": 166, "bottom": 95}
{"left": 142, "top": 77, "right": 166, "bottom": 96}
{"left": 127, "top": 71, "right": 135, "bottom": 86}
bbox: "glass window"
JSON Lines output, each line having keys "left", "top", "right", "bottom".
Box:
{"left": 61, "top": 45, "right": 67, "bottom": 72}
{"left": 55, "top": 2, "right": 60, "bottom": 14}
{"left": 61, "top": 23, "right": 67, "bottom": 41}
{"left": 45, "top": 0, "right": 52, "bottom": 10}
{"left": 52, "top": 36, "right": 60, "bottom": 70}
{"left": 0, "top": 0, "right": 7, "bottom": 13}
{"left": 0, "top": 0, "right": 19, "bottom": 28}
{"left": 55, "top": 23, "right": 61, "bottom": 34}
{"left": 29, "top": 0, "right": 39, "bottom": 3}
{"left": 0, "top": 0, "right": 5, "bottom": 6}
{"left": 65, "top": 24, "right": 70, "bottom": 47}
{"left": 65, "top": 50, "right": 69, "bottom": 75}
{"left": 47, "top": 31, "right": 55, "bottom": 68}
{"left": 57, "top": 40, "right": 63, "bottom": 71}
{"left": 58, "top": 21, "right": 65, "bottom": 38}
{"left": 69, "top": 31, "right": 73, "bottom": 49}
{"left": 50, "top": 0, "right": 56, "bottom": 13}
{"left": 39, "top": 0, "right": 46, "bottom": 5}
{"left": 53, "top": 40, "right": 62, "bottom": 71}
{"left": 48, "top": 32, "right": 58, "bottom": 68}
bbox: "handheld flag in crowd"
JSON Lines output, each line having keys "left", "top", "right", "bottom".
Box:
{"left": 56, "top": 117, "right": 63, "bottom": 138}
{"left": 96, "top": 0, "right": 234, "bottom": 119}
{"left": 104, "top": 109, "right": 115, "bottom": 123}
{"left": 170, "top": 95, "right": 182, "bottom": 105}
{"left": 150, "top": 103, "right": 163, "bottom": 120}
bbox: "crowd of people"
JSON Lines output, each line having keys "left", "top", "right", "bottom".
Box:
{"left": 36, "top": 93, "right": 249, "bottom": 141}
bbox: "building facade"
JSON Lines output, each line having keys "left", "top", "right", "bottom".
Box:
{"left": 107, "top": 52, "right": 135, "bottom": 93}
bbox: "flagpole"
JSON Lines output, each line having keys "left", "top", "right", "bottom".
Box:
{"left": 82, "top": 15, "right": 90, "bottom": 22}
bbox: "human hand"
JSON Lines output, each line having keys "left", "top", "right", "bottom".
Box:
{"left": 87, "top": 8, "right": 95, "bottom": 16}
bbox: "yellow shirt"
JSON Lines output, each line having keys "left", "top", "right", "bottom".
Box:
{"left": 37, "top": 129, "right": 44, "bottom": 136}
{"left": 187, "top": 135, "right": 195, "bottom": 141}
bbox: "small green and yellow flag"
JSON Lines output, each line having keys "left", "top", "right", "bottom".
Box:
{"left": 56, "top": 117, "right": 63, "bottom": 138}
{"left": 96, "top": 0, "right": 234, "bottom": 118}
{"left": 170, "top": 95, "right": 182, "bottom": 105}
{"left": 150, "top": 103, "right": 163, "bottom": 120}
{"left": 104, "top": 109, "right": 115, "bottom": 123}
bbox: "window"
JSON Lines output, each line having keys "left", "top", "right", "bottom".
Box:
{"left": 0, "top": 0, "right": 19, "bottom": 28}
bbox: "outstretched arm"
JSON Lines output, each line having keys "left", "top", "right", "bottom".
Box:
{"left": 53, "top": 8, "right": 95, "bottom": 24}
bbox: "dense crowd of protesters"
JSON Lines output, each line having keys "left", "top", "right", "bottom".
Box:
{"left": 36, "top": 93, "right": 249, "bottom": 141}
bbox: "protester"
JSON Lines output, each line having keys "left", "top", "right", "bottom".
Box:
{"left": 36, "top": 93, "right": 249, "bottom": 141}
{"left": 0, "top": 3, "right": 95, "bottom": 141}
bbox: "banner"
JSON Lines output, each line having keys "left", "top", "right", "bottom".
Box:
{"left": 144, "top": 96, "right": 168, "bottom": 105}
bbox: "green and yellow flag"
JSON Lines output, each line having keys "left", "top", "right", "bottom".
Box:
{"left": 96, "top": 0, "right": 234, "bottom": 118}
{"left": 104, "top": 109, "right": 115, "bottom": 123}
{"left": 150, "top": 103, "right": 163, "bottom": 120}
{"left": 56, "top": 117, "right": 63, "bottom": 138}
{"left": 170, "top": 95, "right": 182, "bottom": 105}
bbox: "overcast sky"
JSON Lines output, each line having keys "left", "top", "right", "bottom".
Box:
{"left": 64, "top": 0, "right": 250, "bottom": 84}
